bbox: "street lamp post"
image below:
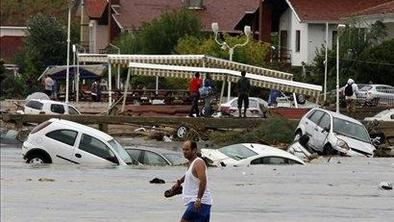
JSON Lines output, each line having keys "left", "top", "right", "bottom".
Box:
{"left": 65, "top": 0, "right": 74, "bottom": 103}
{"left": 109, "top": 43, "right": 121, "bottom": 90}
{"left": 212, "top": 22, "right": 251, "bottom": 103}
{"left": 336, "top": 24, "right": 346, "bottom": 113}
{"left": 73, "top": 44, "right": 86, "bottom": 102}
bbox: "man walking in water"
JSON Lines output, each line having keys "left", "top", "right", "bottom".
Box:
{"left": 172, "top": 140, "right": 212, "bottom": 222}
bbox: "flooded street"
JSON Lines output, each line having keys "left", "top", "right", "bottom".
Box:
{"left": 1, "top": 140, "right": 394, "bottom": 222}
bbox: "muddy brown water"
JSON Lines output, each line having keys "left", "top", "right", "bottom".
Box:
{"left": 1, "top": 139, "right": 394, "bottom": 222}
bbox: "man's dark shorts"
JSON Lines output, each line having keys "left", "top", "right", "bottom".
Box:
{"left": 182, "top": 202, "right": 211, "bottom": 222}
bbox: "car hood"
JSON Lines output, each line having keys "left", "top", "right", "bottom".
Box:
{"left": 337, "top": 135, "right": 375, "bottom": 156}
{"left": 201, "top": 149, "right": 237, "bottom": 166}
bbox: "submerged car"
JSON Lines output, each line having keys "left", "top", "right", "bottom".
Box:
{"left": 201, "top": 143, "right": 304, "bottom": 167}
{"left": 219, "top": 97, "right": 268, "bottom": 117}
{"left": 126, "top": 147, "right": 187, "bottom": 166}
{"left": 23, "top": 99, "right": 81, "bottom": 115}
{"left": 364, "top": 109, "right": 394, "bottom": 122}
{"left": 294, "top": 108, "right": 375, "bottom": 157}
{"left": 22, "top": 118, "right": 137, "bottom": 165}
{"left": 357, "top": 84, "right": 394, "bottom": 105}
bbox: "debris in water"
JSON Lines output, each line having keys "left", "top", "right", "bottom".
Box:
{"left": 38, "top": 177, "right": 55, "bottom": 182}
{"left": 150, "top": 178, "right": 165, "bottom": 184}
{"left": 379, "top": 181, "right": 392, "bottom": 190}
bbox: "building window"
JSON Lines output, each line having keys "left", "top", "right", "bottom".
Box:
{"left": 332, "top": 31, "right": 338, "bottom": 49}
{"left": 295, "top": 30, "right": 301, "bottom": 52}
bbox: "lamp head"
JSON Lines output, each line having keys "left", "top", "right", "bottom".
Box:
{"left": 244, "top": 26, "right": 251, "bottom": 36}
{"left": 212, "top": 22, "right": 219, "bottom": 34}
{"left": 337, "top": 24, "right": 346, "bottom": 30}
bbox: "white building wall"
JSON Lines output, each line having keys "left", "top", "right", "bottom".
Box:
{"left": 88, "top": 20, "right": 109, "bottom": 53}
{"left": 279, "top": 8, "right": 291, "bottom": 51}
{"left": 289, "top": 12, "right": 308, "bottom": 66}
{"left": 0, "top": 26, "right": 27, "bottom": 37}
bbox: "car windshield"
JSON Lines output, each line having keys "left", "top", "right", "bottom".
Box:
{"left": 163, "top": 153, "right": 187, "bottom": 165}
{"left": 333, "top": 118, "right": 370, "bottom": 143}
{"left": 219, "top": 144, "right": 258, "bottom": 160}
{"left": 108, "top": 139, "right": 135, "bottom": 165}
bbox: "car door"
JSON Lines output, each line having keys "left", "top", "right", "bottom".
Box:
{"left": 73, "top": 133, "right": 119, "bottom": 165}
{"left": 24, "top": 100, "right": 43, "bottom": 114}
{"left": 44, "top": 129, "right": 78, "bottom": 164}
{"left": 310, "top": 112, "right": 331, "bottom": 151}
{"left": 142, "top": 150, "right": 169, "bottom": 166}
{"left": 304, "top": 110, "right": 324, "bottom": 138}
{"left": 49, "top": 104, "right": 66, "bottom": 115}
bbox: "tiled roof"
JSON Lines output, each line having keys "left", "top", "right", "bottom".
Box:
{"left": 352, "top": 1, "right": 394, "bottom": 17}
{"left": 0, "top": 36, "right": 24, "bottom": 63}
{"left": 288, "top": 0, "right": 392, "bottom": 22}
{"left": 85, "top": 0, "right": 108, "bottom": 19}
{"left": 113, "top": 0, "right": 260, "bottom": 32}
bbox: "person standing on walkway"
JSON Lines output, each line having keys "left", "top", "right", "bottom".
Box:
{"left": 202, "top": 73, "right": 215, "bottom": 117}
{"left": 188, "top": 72, "right": 202, "bottom": 117}
{"left": 237, "top": 70, "right": 250, "bottom": 118}
{"left": 43, "top": 74, "right": 54, "bottom": 97}
{"left": 172, "top": 140, "right": 213, "bottom": 222}
{"left": 343, "top": 78, "right": 358, "bottom": 113}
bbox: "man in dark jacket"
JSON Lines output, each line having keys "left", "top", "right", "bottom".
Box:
{"left": 202, "top": 73, "right": 215, "bottom": 117}
{"left": 237, "top": 71, "right": 250, "bottom": 118}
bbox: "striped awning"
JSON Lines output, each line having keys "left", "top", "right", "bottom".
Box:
{"left": 78, "top": 54, "right": 293, "bottom": 80}
{"left": 129, "top": 63, "right": 322, "bottom": 97}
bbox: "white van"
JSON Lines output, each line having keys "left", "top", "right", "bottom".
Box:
{"left": 24, "top": 99, "right": 80, "bottom": 115}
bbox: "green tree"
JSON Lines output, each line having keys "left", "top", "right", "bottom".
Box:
{"left": 311, "top": 19, "right": 391, "bottom": 89}
{"left": 13, "top": 14, "right": 79, "bottom": 95}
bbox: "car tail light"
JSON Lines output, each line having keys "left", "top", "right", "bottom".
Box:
{"left": 30, "top": 121, "right": 52, "bottom": 134}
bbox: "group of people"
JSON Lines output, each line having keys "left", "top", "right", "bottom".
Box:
{"left": 42, "top": 75, "right": 102, "bottom": 102}
{"left": 188, "top": 70, "right": 251, "bottom": 118}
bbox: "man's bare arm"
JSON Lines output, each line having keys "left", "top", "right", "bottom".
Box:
{"left": 194, "top": 159, "right": 207, "bottom": 200}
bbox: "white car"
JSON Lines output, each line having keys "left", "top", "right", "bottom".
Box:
{"left": 201, "top": 143, "right": 304, "bottom": 167}
{"left": 294, "top": 108, "right": 375, "bottom": 157}
{"left": 364, "top": 109, "right": 394, "bottom": 122}
{"left": 357, "top": 84, "right": 394, "bottom": 105}
{"left": 22, "top": 118, "right": 136, "bottom": 165}
{"left": 23, "top": 99, "right": 80, "bottom": 115}
{"left": 219, "top": 97, "right": 268, "bottom": 117}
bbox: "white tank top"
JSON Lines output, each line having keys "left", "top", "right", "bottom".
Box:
{"left": 182, "top": 157, "right": 212, "bottom": 205}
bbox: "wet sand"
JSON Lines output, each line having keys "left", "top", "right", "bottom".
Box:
{"left": 1, "top": 141, "right": 394, "bottom": 222}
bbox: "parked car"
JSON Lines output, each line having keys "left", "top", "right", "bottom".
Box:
{"left": 294, "top": 108, "right": 375, "bottom": 157}
{"left": 357, "top": 84, "right": 394, "bottom": 105}
{"left": 22, "top": 118, "right": 137, "bottom": 165}
{"left": 364, "top": 109, "right": 394, "bottom": 122}
{"left": 125, "top": 147, "right": 187, "bottom": 166}
{"left": 220, "top": 97, "right": 268, "bottom": 117}
{"left": 23, "top": 99, "right": 80, "bottom": 115}
{"left": 201, "top": 143, "right": 304, "bottom": 167}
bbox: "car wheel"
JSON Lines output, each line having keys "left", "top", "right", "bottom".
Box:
{"left": 26, "top": 154, "right": 48, "bottom": 164}
{"left": 294, "top": 130, "right": 302, "bottom": 141}
{"left": 323, "top": 144, "right": 336, "bottom": 156}
{"left": 176, "top": 125, "right": 189, "bottom": 140}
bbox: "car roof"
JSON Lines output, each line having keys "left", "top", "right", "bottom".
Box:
{"left": 48, "top": 118, "right": 113, "bottom": 141}
{"left": 125, "top": 147, "right": 181, "bottom": 155}
{"left": 240, "top": 143, "right": 304, "bottom": 164}
{"left": 311, "top": 108, "right": 362, "bottom": 124}
{"left": 28, "top": 99, "right": 68, "bottom": 105}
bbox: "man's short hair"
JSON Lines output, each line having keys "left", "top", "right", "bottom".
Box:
{"left": 241, "top": 71, "right": 246, "bottom": 76}
{"left": 190, "top": 141, "right": 197, "bottom": 150}
{"left": 195, "top": 72, "right": 200, "bottom": 78}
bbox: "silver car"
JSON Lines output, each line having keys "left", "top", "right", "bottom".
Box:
{"left": 294, "top": 108, "right": 375, "bottom": 157}
{"left": 357, "top": 84, "right": 394, "bottom": 106}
